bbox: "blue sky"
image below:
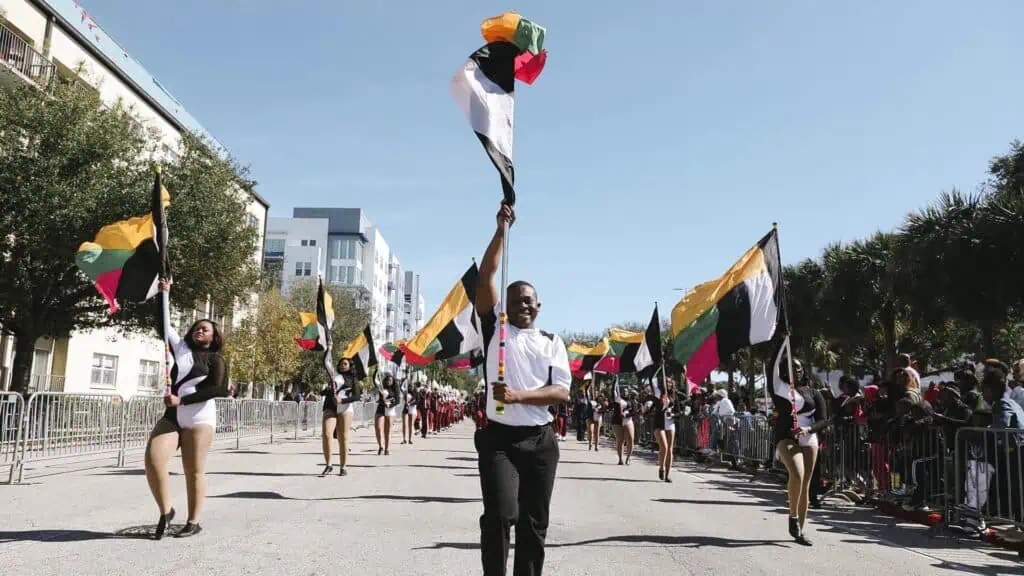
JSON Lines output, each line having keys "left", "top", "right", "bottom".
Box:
{"left": 83, "top": 0, "right": 1024, "bottom": 334}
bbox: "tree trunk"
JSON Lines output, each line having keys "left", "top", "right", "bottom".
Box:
{"left": 9, "top": 331, "right": 37, "bottom": 396}
{"left": 882, "top": 311, "right": 898, "bottom": 375}
{"left": 982, "top": 322, "right": 997, "bottom": 359}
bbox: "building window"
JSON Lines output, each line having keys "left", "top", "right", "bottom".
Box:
{"left": 309, "top": 239, "right": 317, "bottom": 247}
{"left": 295, "top": 261, "right": 312, "bottom": 277}
{"left": 265, "top": 238, "right": 285, "bottom": 256}
{"left": 301, "top": 239, "right": 308, "bottom": 247}
{"left": 91, "top": 354, "right": 119, "bottom": 390}
{"left": 138, "top": 360, "right": 161, "bottom": 393}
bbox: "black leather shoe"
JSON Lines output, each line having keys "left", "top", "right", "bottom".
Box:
{"left": 175, "top": 522, "right": 202, "bottom": 538}
{"left": 154, "top": 508, "right": 175, "bottom": 540}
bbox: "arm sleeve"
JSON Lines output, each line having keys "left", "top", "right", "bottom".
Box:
{"left": 549, "top": 338, "right": 571, "bottom": 390}
{"left": 162, "top": 293, "right": 185, "bottom": 355}
{"left": 808, "top": 389, "right": 830, "bottom": 434}
{"left": 993, "top": 400, "right": 1013, "bottom": 428}
{"left": 182, "top": 356, "right": 228, "bottom": 405}
{"left": 770, "top": 339, "right": 790, "bottom": 399}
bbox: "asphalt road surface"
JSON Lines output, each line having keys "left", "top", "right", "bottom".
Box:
{"left": 2, "top": 422, "right": 1021, "bottom": 575}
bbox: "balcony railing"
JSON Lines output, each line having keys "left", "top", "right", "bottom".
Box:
{"left": 27, "top": 374, "right": 65, "bottom": 393}
{"left": 0, "top": 23, "right": 55, "bottom": 87}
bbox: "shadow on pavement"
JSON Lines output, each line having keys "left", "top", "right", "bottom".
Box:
{"left": 417, "top": 535, "right": 786, "bottom": 550}
{"left": 0, "top": 524, "right": 176, "bottom": 543}
{"left": 653, "top": 497, "right": 763, "bottom": 507}
{"left": 92, "top": 469, "right": 178, "bottom": 476}
{"left": 684, "top": 465, "right": 1024, "bottom": 573}
{"left": 212, "top": 491, "right": 479, "bottom": 504}
{"left": 558, "top": 476, "right": 661, "bottom": 483}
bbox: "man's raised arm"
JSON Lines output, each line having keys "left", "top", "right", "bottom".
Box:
{"left": 476, "top": 203, "right": 515, "bottom": 316}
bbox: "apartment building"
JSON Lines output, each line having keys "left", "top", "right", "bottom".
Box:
{"left": 265, "top": 208, "right": 423, "bottom": 347}
{"left": 0, "top": 0, "right": 268, "bottom": 395}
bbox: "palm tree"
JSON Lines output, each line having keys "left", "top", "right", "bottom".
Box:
{"left": 904, "top": 190, "right": 1010, "bottom": 357}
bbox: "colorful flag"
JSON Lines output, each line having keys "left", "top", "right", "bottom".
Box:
{"left": 607, "top": 307, "right": 663, "bottom": 376}
{"left": 451, "top": 12, "right": 547, "bottom": 205}
{"left": 76, "top": 171, "right": 170, "bottom": 314}
{"left": 295, "top": 311, "right": 319, "bottom": 349}
{"left": 568, "top": 338, "right": 611, "bottom": 377}
{"left": 378, "top": 341, "right": 404, "bottom": 365}
{"left": 446, "top": 349, "right": 484, "bottom": 370}
{"left": 342, "top": 324, "right": 377, "bottom": 380}
{"left": 670, "top": 229, "right": 784, "bottom": 384}
{"left": 404, "top": 264, "right": 482, "bottom": 361}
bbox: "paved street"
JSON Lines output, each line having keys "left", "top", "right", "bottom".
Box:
{"left": 2, "top": 423, "right": 1021, "bottom": 576}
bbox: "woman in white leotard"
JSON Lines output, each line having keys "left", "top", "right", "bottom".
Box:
{"left": 333, "top": 358, "right": 361, "bottom": 476}
{"left": 400, "top": 379, "right": 417, "bottom": 445}
{"left": 648, "top": 377, "right": 677, "bottom": 482}
{"left": 374, "top": 372, "right": 399, "bottom": 455}
{"left": 770, "top": 337, "right": 828, "bottom": 546}
{"left": 145, "top": 278, "right": 227, "bottom": 539}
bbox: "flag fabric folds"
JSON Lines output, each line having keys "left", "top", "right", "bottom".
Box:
{"left": 568, "top": 338, "right": 611, "bottom": 378}
{"left": 75, "top": 171, "right": 170, "bottom": 314}
{"left": 404, "top": 264, "right": 482, "bottom": 361}
{"left": 295, "top": 312, "right": 319, "bottom": 350}
{"left": 446, "top": 349, "right": 484, "bottom": 370}
{"left": 608, "top": 307, "right": 663, "bottom": 377}
{"left": 378, "top": 341, "right": 405, "bottom": 366}
{"left": 451, "top": 12, "right": 547, "bottom": 205}
{"left": 670, "top": 229, "right": 784, "bottom": 385}
{"left": 342, "top": 324, "right": 377, "bottom": 380}
{"left": 314, "top": 278, "right": 337, "bottom": 378}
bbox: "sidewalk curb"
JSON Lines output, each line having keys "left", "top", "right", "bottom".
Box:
{"left": 868, "top": 499, "right": 944, "bottom": 527}
{"left": 868, "top": 498, "right": 1024, "bottom": 559}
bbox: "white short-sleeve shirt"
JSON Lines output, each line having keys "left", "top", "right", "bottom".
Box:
{"left": 480, "top": 306, "right": 571, "bottom": 426}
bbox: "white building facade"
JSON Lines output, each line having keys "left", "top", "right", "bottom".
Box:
{"left": 0, "top": 0, "right": 268, "bottom": 395}
{"left": 267, "top": 209, "right": 422, "bottom": 347}
{"left": 403, "top": 271, "right": 425, "bottom": 337}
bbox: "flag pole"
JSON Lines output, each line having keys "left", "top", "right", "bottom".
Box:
{"left": 772, "top": 222, "right": 796, "bottom": 393}
{"left": 153, "top": 164, "right": 172, "bottom": 398}
{"left": 656, "top": 301, "right": 671, "bottom": 402}
{"left": 495, "top": 219, "right": 510, "bottom": 415}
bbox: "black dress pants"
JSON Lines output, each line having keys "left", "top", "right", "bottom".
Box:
{"left": 475, "top": 422, "right": 559, "bottom": 576}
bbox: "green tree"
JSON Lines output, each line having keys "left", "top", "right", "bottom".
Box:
{"left": 286, "top": 280, "right": 368, "bottom": 393}
{"left": 903, "top": 190, "right": 1010, "bottom": 357}
{"left": 223, "top": 288, "right": 301, "bottom": 393}
{"left": 0, "top": 79, "right": 259, "bottom": 394}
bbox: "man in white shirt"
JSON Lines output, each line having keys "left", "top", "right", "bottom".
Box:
{"left": 712, "top": 389, "right": 736, "bottom": 417}
{"left": 1010, "top": 359, "right": 1024, "bottom": 409}
{"left": 475, "top": 203, "right": 571, "bottom": 576}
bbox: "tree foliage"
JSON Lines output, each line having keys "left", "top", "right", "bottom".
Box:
{"left": 782, "top": 141, "right": 1024, "bottom": 378}
{"left": 286, "top": 279, "right": 368, "bottom": 393}
{"left": 223, "top": 288, "right": 301, "bottom": 391}
{"left": 0, "top": 78, "right": 259, "bottom": 394}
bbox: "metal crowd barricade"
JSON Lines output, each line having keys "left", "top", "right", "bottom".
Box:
{"left": 237, "top": 399, "right": 273, "bottom": 446}
{"left": 951, "top": 426, "right": 1024, "bottom": 530}
{"left": 271, "top": 401, "right": 298, "bottom": 441}
{"left": 297, "top": 401, "right": 322, "bottom": 438}
{"left": 16, "top": 392, "right": 125, "bottom": 483}
{"left": 213, "top": 397, "right": 239, "bottom": 447}
{"left": 1, "top": 392, "right": 24, "bottom": 483}
{"left": 117, "top": 395, "right": 165, "bottom": 466}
